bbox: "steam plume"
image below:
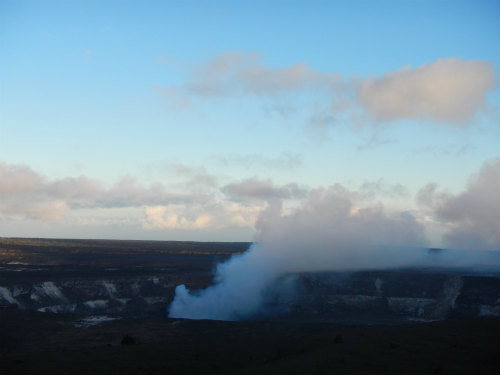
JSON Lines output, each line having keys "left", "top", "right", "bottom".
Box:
{"left": 168, "top": 185, "right": 498, "bottom": 321}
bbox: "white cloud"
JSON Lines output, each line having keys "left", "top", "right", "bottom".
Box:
{"left": 143, "top": 206, "right": 213, "bottom": 230}
{"left": 162, "top": 53, "right": 497, "bottom": 128}
{"left": 27, "top": 201, "right": 69, "bottom": 221}
{"left": 357, "top": 58, "right": 497, "bottom": 124}
{"left": 256, "top": 184, "right": 428, "bottom": 251}
{"left": 142, "top": 201, "right": 264, "bottom": 232}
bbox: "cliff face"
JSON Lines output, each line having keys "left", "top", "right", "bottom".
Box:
{"left": 1, "top": 267, "right": 498, "bottom": 324}
{"left": 261, "top": 270, "right": 500, "bottom": 323}
{"left": 0, "top": 263, "right": 215, "bottom": 318}
{"left": 0, "top": 277, "right": 172, "bottom": 316}
{"left": 1, "top": 239, "right": 498, "bottom": 323}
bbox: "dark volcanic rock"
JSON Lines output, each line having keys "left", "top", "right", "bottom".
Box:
{"left": 261, "top": 270, "right": 499, "bottom": 323}
{"left": 0, "top": 310, "right": 498, "bottom": 374}
{"left": 0, "top": 238, "right": 499, "bottom": 374}
{"left": 0, "top": 238, "right": 498, "bottom": 324}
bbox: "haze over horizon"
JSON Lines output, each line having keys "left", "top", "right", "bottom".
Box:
{"left": 1, "top": 0, "right": 499, "bottom": 251}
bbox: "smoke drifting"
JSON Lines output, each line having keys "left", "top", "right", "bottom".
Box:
{"left": 417, "top": 157, "right": 500, "bottom": 251}
{"left": 169, "top": 186, "right": 432, "bottom": 320}
{"left": 169, "top": 183, "right": 499, "bottom": 320}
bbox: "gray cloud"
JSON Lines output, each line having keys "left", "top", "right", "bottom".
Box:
{"left": 223, "top": 178, "right": 307, "bottom": 203}
{"left": 417, "top": 158, "right": 500, "bottom": 250}
{"left": 169, "top": 164, "right": 218, "bottom": 189}
{"left": 184, "top": 51, "right": 344, "bottom": 97}
{"left": 357, "top": 132, "right": 398, "bottom": 151}
{"left": 161, "top": 51, "right": 348, "bottom": 116}
{"left": 0, "top": 163, "right": 102, "bottom": 220}
{"left": 357, "top": 58, "right": 497, "bottom": 124}
{"left": 359, "top": 179, "right": 410, "bottom": 198}
{"left": 141, "top": 162, "right": 218, "bottom": 189}
{"left": 213, "top": 152, "right": 302, "bottom": 171}
{"left": 306, "top": 110, "right": 337, "bottom": 137}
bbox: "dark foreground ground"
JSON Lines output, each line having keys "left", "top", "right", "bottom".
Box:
{"left": 1, "top": 238, "right": 499, "bottom": 374}
{"left": 0, "top": 310, "right": 498, "bottom": 374}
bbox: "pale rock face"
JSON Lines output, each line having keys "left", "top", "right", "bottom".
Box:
{"left": 0, "top": 276, "right": 175, "bottom": 317}
{"left": 0, "top": 286, "right": 19, "bottom": 305}
{"left": 0, "top": 271, "right": 498, "bottom": 323}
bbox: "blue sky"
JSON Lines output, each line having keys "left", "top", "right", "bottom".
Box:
{"left": 0, "top": 0, "right": 499, "bottom": 249}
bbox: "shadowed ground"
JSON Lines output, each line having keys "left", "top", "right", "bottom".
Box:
{"left": 0, "top": 310, "right": 498, "bottom": 374}
{"left": 0, "top": 238, "right": 498, "bottom": 374}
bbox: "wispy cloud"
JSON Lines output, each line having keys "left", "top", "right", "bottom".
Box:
{"left": 223, "top": 178, "right": 307, "bottom": 203}
{"left": 413, "top": 144, "right": 477, "bottom": 157}
{"left": 161, "top": 53, "right": 497, "bottom": 128}
{"left": 359, "top": 179, "right": 410, "bottom": 199}
{"left": 356, "top": 132, "right": 398, "bottom": 151}
{"left": 169, "top": 164, "right": 218, "bottom": 189}
{"left": 183, "top": 51, "right": 344, "bottom": 96}
{"left": 212, "top": 152, "right": 302, "bottom": 171}
{"left": 161, "top": 51, "right": 348, "bottom": 117}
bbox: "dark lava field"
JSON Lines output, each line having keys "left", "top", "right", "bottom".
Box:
{"left": 0, "top": 237, "right": 499, "bottom": 374}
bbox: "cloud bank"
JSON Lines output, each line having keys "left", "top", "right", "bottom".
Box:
{"left": 2, "top": 159, "right": 498, "bottom": 250}
{"left": 417, "top": 158, "right": 500, "bottom": 251}
{"left": 0, "top": 161, "right": 274, "bottom": 233}
{"left": 0, "top": 162, "right": 207, "bottom": 222}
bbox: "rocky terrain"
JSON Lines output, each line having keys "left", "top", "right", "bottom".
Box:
{"left": 0, "top": 238, "right": 246, "bottom": 320}
{"left": 0, "top": 237, "right": 499, "bottom": 374}
{"left": 261, "top": 269, "right": 500, "bottom": 323}
{"left": 2, "top": 267, "right": 498, "bottom": 324}
{"left": 1, "top": 238, "right": 499, "bottom": 324}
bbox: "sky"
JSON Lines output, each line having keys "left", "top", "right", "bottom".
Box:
{"left": 0, "top": 0, "right": 499, "bottom": 249}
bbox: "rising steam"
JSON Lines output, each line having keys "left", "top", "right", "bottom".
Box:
{"left": 168, "top": 185, "right": 498, "bottom": 321}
